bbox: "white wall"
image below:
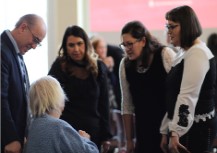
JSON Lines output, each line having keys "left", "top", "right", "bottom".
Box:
{"left": 1, "top": 0, "right": 48, "bottom": 83}
{"left": 47, "top": 0, "right": 90, "bottom": 70}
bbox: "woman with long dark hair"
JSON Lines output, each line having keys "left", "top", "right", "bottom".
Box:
{"left": 48, "top": 25, "right": 112, "bottom": 152}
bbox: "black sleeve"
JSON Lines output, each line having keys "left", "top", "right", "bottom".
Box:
{"left": 48, "top": 58, "right": 67, "bottom": 87}
{"left": 97, "top": 60, "right": 113, "bottom": 142}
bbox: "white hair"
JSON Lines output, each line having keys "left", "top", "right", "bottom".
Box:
{"left": 29, "top": 75, "right": 66, "bottom": 117}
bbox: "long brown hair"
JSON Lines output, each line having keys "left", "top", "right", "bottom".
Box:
{"left": 58, "top": 25, "right": 98, "bottom": 78}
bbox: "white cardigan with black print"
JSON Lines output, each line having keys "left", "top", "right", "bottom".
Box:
{"left": 160, "top": 42, "right": 215, "bottom": 137}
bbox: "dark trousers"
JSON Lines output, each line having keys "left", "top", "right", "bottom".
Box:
{"left": 180, "top": 116, "right": 217, "bottom": 153}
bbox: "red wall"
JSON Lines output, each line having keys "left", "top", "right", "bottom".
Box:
{"left": 90, "top": 0, "right": 217, "bottom": 32}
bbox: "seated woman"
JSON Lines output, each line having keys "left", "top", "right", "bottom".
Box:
{"left": 23, "top": 76, "right": 99, "bottom": 153}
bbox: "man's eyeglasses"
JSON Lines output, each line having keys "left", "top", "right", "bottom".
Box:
{"left": 119, "top": 39, "right": 140, "bottom": 50}
{"left": 165, "top": 24, "right": 179, "bottom": 31}
{"left": 27, "top": 26, "right": 41, "bottom": 47}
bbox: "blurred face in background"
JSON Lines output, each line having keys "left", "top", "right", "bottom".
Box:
{"left": 66, "top": 35, "right": 85, "bottom": 62}
{"left": 95, "top": 39, "right": 107, "bottom": 59}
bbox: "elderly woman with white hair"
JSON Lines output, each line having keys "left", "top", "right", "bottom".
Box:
{"left": 23, "top": 75, "right": 99, "bottom": 153}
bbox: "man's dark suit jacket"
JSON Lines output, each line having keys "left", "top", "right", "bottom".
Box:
{"left": 1, "top": 30, "right": 28, "bottom": 150}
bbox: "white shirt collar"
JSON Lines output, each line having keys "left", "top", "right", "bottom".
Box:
{"left": 5, "top": 30, "right": 20, "bottom": 54}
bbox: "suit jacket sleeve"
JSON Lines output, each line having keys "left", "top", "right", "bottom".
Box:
{"left": 1, "top": 46, "right": 22, "bottom": 146}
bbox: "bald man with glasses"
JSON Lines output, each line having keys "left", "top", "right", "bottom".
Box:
{"left": 1, "top": 14, "right": 46, "bottom": 153}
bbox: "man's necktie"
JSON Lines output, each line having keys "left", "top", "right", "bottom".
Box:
{"left": 18, "top": 54, "right": 27, "bottom": 92}
{"left": 17, "top": 54, "right": 32, "bottom": 133}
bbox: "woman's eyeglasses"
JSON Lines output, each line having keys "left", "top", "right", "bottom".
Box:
{"left": 119, "top": 39, "right": 140, "bottom": 50}
{"left": 165, "top": 24, "right": 179, "bottom": 31}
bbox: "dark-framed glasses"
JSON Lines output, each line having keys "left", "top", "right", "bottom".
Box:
{"left": 27, "top": 26, "right": 41, "bottom": 47}
{"left": 165, "top": 24, "right": 179, "bottom": 31}
{"left": 119, "top": 39, "right": 140, "bottom": 50}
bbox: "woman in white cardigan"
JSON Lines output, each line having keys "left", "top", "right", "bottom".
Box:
{"left": 160, "top": 5, "right": 217, "bottom": 153}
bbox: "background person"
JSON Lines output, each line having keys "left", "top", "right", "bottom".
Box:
{"left": 207, "top": 33, "right": 217, "bottom": 151}
{"left": 207, "top": 33, "right": 217, "bottom": 106}
{"left": 91, "top": 35, "right": 125, "bottom": 152}
{"left": 1, "top": 14, "right": 46, "bottom": 153}
{"left": 107, "top": 44, "right": 124, "bottom": 111}
{"left": 91, "top": 35, "right": 118, "bottom": 110}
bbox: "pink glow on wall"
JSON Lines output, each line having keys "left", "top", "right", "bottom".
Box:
{"left": 90, "top": 0, "right": 217, "bottom": 32}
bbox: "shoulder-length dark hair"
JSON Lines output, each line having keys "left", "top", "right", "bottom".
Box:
{"left": 58, "top": 25, "right": 98, "bottom": 77}
{"left": 166, "top": 5, "right": 202, "bottom": 49}
{"left": 121, "top": 20, "right": 163, "bottom": 68}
